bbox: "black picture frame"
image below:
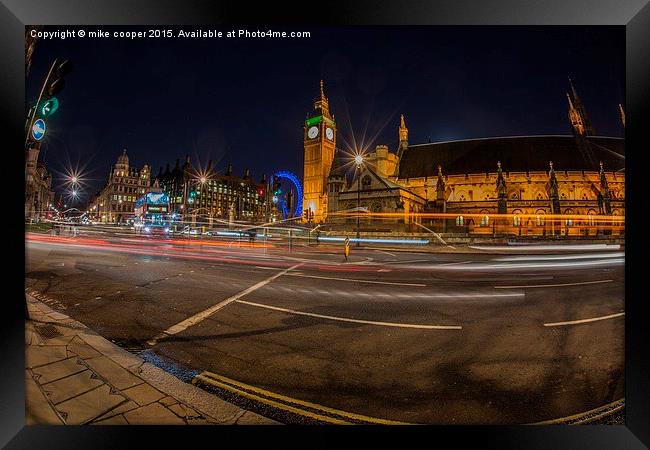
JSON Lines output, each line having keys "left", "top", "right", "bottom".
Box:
{"left": 3, "top": 1, "right": 649, "bottom": 448}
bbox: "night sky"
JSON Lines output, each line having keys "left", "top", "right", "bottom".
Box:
{"left": 27, "top": 26, "right": 624, "bottom": 201}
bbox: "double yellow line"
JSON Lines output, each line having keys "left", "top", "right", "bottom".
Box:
{"left": 192, "top": 371, "right": 411, "bottom": 425}
{"left": 530, "top": 398, "right": 625, "bottom": 425}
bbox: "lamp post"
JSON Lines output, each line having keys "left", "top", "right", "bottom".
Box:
{"left": 355, "top": 154, "right": 363, "bottom": 247}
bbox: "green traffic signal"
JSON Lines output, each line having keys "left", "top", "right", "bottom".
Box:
{"left": 39, "top": 97, "right": 59, "bottom": 117}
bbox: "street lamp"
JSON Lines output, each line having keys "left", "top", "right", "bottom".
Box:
{"left": 355, "top": 154, "right": 364, "bottom": 247}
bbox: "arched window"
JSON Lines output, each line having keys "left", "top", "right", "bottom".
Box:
{"left": 565, "top": 218, "right": 573, "bottom": 227}
{"left": 480, "top": 215, "right": 489, "bottom": 227}
{"left": 513, "top": 214, "right": 521, "bottom": 226}
{"left": 536, "top": 211, "right": 546, "bottom": 226}
{"left": 456, "top": 215, "right": 464, "bottom": 226}
{"left": 459, "top": 195, "right": 466, "bottom": 202}
{"left": 536, "top": 192, "right": 544, "bottom": 200}
{"left": 361, "top": 175, "right": 372, "bottom": 190}
{"left": 510, "top": 192, "right": 519, "bottom": 200}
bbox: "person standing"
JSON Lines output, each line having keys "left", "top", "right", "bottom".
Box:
{"left": 344, "top": 236, "right": 350, "bottom": 261}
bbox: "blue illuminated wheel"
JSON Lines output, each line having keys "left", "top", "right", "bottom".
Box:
{"left": 272, "top": 171, "right": 303, "bottom": 220}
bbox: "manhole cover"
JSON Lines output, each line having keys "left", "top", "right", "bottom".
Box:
{"left": 34, "top": 324, "right": 63, "bottom": 339}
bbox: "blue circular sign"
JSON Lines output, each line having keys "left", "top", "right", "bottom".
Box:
{"left": 31, "top": 119, "right": 46, "bottom": 141}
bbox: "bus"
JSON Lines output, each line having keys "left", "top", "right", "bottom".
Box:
{"left": 134, "top": 191, "right": 172, "bottom": 235}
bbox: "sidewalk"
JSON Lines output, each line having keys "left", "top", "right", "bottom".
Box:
{"left": 25, "top": 294, "right": 278, "bottom": 425}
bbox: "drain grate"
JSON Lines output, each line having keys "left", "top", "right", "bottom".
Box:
{"left": 34, "top": 324, "right": 63, "bottom": 340}
{"left": 109, "top": 338, "right": 148, "bottom": 355}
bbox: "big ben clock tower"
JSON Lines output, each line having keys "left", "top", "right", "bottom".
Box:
{"left": 303, "top": 80, "right": 336, "bottom": 222}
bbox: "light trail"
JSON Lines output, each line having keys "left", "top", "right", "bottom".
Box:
{"left": 492, "top": 252, "right": 624, "bottom": 261}
{"left": 470, "top": 244, "right": 621, "bottom": 252}
{"left": 494, "top": 279, "right": 614, "bottom": 289}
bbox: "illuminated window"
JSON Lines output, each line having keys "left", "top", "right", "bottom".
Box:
{"left": 565, "top": 218, "right": 573, "bottom": 227}
{"left": 456, "top": 216, "right": 464, "bottom": 226}
{"left": 536, "top": 214, "right": 545, "bottom": 226}
{"left": 480, "top": 215, "right": 489, "bottom": 227}
{"left": 513, "top": 215, "right": 521, "bottom": 226}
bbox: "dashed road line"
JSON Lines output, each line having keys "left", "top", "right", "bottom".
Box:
{"left": 147, "top": 263, "right": 303, "bottom": 345}
{"left": 495, "top": 279, "right": 613, "bottom": 289}
{"left": 236, "top": 300, "right": 462, "bottom": 330}
{"left": 544, "top": 312, "right": 624, "bottom": 327}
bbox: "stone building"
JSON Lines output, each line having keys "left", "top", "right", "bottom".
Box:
{"left": 154, "top": 156, "right": 267, "bottom": 225}
{"left": 88, "top": 149, "right": 151, "bottom": 223}
{"left": 313, "top": 80, "right": 625, "bottom": 236}
{"left": 25, "top": 144, "right": 54, "bottom": 221}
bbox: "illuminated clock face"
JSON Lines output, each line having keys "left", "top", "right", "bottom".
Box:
{"left": 307, "top": 126, "right": 319, "bottom": 139}
{"left": 326, "top": 127, "right": 334, "bottom": 140}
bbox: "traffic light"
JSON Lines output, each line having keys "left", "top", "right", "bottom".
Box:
{"left": 47, "top": 59, "right": 72, "bottom": 97}
{"left": 273, "top": 180, "right": 282, "bottom": 196}
{"left": 27, "top": 58, "right": 72, "bottom": 146}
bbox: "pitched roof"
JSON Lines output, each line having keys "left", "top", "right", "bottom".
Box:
{"left": 397, "top": 135, "right": 624, "bottom": 179}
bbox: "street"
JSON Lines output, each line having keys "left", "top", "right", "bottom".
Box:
{"left": 25, "top": 230, "right": 624, "bottom": 424}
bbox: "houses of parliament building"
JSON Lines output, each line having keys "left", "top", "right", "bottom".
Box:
{"left": 303, "top": 80, "right": 625, "bottom": 236}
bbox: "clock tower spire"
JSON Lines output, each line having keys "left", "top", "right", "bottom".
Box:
{"left": 302, "top": 80, "right": 337, "bottom": 222}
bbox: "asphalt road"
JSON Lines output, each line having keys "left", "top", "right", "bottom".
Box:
{"left": 25, "top": 230, "right": 625, "bottom": 424}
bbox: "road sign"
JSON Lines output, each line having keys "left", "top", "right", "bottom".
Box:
{"left": 31, "top": 119, "right": 46, "bottom": 141}
{"left": 39, "top": 97, "right": 59, "bottom": 117}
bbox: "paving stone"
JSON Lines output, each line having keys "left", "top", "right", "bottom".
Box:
{"left": 159, "top": 396, "right": 179, "bottom": 406}
{"left": 32, "top": 357, "right": 86, "bottom": 384}
{"left": 25, "top": 326, "right": 44, "bottom": 346}
{"left": 187, "top": 418, "right": 217, "bottom": 425}
{"left": 139, "top": 363, "right": 243, "bottom": 424}
{"left": 25, "top": 375, "right": 63, "bottom": 425}
{"left": 236, "top": 410, "right": 280, "bottom": 425}
{"left": 123, "top": 402, "right": 186, "bottom": 425}
{"left": 42, "top": 369, "right": 105, "bottom": 405}
{"left": 37, "top": 333, "right": 77, "bottom": 347}
{"left": 91, "top": 414, "right": 129, "bottom": 425}
{"left": 47, "top": 312, "right": 69, "bottom": 321}
{"left": 26, "top": 345, "right": 68, "bottom": 369}
{"left": 84, "top": 356, "right": 144, "bottom": 390}
{"left": 55, "top": 384, "right": 127, "bottom": 424}
{"left": 93, "top": 400, "right": 140, "bottom": 421}
{"left": 80, "top": 333, "right": 144, "bottom": 371}
{"left": 122, "top": 383, "right": 165, "bottom": 406}
{"left": 168, "top": 403, "right": 203, "bottom": 419}
{"left": 67, "top": 337, "right": 102, "bottom": 359}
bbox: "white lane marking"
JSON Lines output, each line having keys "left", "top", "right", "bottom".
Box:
{"left": 147, "top": 263, "right": 303, "bottom": 345}
{"left": 495, "top": 279, "right": 614, "bottom": 289}
{"left": 374, "top": 249, "right": 397, "bottom": 257}
{"left": 284, "top": 272, "right": 426, "bottom": 287}
{"left": 236, "top": 300, "right": 462, "bottom": 330}
{"left": 544, "top": 312, "right": 624, "bottom": 327}
{"left": 254, "top": 266, "right": 281, "bottom": 270}
{"left": 438, "top": 261, "right": 472, "bottom": 266}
